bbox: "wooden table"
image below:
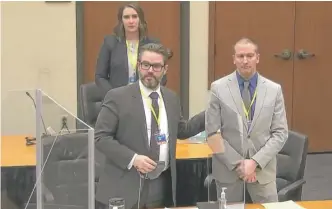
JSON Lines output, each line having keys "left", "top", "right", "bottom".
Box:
{"left": 174, "top": 200, "right": 332, "bottom": 209}
{"left": 1, "top": 135, "right": 36, "bottom": 167}
{"left": 247, "top": 200, "right": 332, "bottom": 209}
{"left": 1, "top": 136, "right": 213, "bottom": 207}
{"left": 1, "top": 136, "right": 212, "bottom": 167}
{"left": 4, "top": 137, "right": 330, "bottom": 208}
{"left": 176, "top": 139, "right": 212, "bottom": 159}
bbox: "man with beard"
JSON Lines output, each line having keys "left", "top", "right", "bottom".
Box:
{"left": 94, "top": 43, "right": 205, "bottom": 209}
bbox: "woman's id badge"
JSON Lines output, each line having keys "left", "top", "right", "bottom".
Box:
{"left": 128, "top": 72, "right": 136, "bottom": 84}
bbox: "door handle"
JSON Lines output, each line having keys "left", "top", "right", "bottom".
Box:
{"left": 274, "top": 49, "right": 292, "bottom": 60}
{"left": 297, "top": 49, "right": 315, "bottom": 59}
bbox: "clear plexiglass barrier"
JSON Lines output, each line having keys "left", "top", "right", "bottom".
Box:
{"left": 204, "top": 88, "right": 246, "bottom": 209}
{"left": 1, "top": 89, "right": 95, "bottom": 209}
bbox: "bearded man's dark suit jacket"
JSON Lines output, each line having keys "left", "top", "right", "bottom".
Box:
{"left": 94, "top": 81, "right": 205, "bottom": 209}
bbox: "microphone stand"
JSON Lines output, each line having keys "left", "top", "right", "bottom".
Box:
{"left": 61, "top": 116, "right": 70, "bottom": 133}
{"left": 25, "top": 91, "right": 49, "bottom": 146}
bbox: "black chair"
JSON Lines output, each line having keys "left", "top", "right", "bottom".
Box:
{"left": 80, "top": 82, "right": 104, "bottom": 128}
{"left": 204, "top": 130, "right": 309, "bottom": 202}
{"left": 79, "top": 81, "right": 106, "bottom": 173}
{"left": 23, "top": 133, "right": 103, "bottom": 209}
{"left": 276, "top": 130, "right": 308, "bottom": 201}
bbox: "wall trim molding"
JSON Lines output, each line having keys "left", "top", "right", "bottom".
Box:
{"left": 180, "top": 1, "right": 190, "bottom": 119}
{"left": 75, "top": 2, "right": 84, "bottom": 120}
{"left": 208, "top": 2, "right": 216, "bottom": 89}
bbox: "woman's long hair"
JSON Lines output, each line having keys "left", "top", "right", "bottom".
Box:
{"left": 113, "top": 3, "right": 148, "bottom": 41}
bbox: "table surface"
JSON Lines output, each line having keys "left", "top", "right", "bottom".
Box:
{"left": 176, "top": 139, "right": 212, "bottom": 160}
{"left": 246, "top": 200, "right": 332, "bottom": 209}
{"left": 174, "top": 200, "right": 332, "bottom": 209}
{"left": 1, "top": 136, "right": 212, "bottom": 167}
{"left": 3, "top": 137, "right": 330, "bottom": 208}
{"left": 1, "top": 135, "right": 37, "bottom": 167}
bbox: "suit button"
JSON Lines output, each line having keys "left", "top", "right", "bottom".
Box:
{"left": 248, "top": 135, "right": 251, "bottom": 139}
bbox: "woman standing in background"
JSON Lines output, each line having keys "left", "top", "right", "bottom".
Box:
{"left": 95, "top": 3, "right": 168, "bottom": 96}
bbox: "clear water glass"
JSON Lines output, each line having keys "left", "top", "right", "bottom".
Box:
{"left": 109, "top": 197, "right": 125, "bottom": 209}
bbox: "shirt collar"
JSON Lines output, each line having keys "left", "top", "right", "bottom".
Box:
{"left": 236, "top": 71, "right": 258, "bottom": 87}
{"left": 139, "top": 80, "right": 162, "bottom": 98}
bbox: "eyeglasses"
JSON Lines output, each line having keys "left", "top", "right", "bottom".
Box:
{"left": 139, "top": 61, "right": 165, "bottom": 72}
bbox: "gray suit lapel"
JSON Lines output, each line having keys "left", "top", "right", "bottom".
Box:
{"left": 131, "top": 83, "right": 149, "bottom": 150}
{"left": 227, "top": 72, "right": 248, "bottom": 130}
{"left": 160, "top": 87, "right": 177, "bottom": 160}
{"left": 160, "top": 88, "right": 174, "bottom": 143}
{"left": 118, "top": 40, "right": 129, "bottom": 75}
{"left": 249, "top": 75, "right": 267, "bottom": 133}
{"left": 160, "top": 87, "right": 177, "bottom": 205}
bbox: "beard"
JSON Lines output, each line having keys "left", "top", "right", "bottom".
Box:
{"left": 139, "top": 72, "right": 161, "bottom": 90}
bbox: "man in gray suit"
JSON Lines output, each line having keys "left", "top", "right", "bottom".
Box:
{"left": 94, "top": 43, "right": 205, "bottom": 209}
{"left": 206, "top": 38, "right": 288, "bottom": 203}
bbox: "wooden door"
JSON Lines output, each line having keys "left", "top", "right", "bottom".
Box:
{"left": 83, "top": 1, "right": 124, "bottom": 84}
{"left": 211, "top": 2, "right": 295, "bottom": 128}
{"left": 292, "top": 2, "right": 332, "bottom": 152}
{"left": 83, "top": 1, "right": 181, "bottom": 94}
{"left": 138, "top": 2, "right": 180, "bottom": 94}
{"left": 211, "top": 1, "right": 332, "bottom": 152}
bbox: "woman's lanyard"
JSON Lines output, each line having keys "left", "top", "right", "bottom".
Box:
{"left": 242, "top": 89, "right": 257, "bottom": 121}
{"left": 140, "top": 89, "right": 161, "bottom": 127}
{"left": 126, "top": 40, "right": 138, "bottom": 70}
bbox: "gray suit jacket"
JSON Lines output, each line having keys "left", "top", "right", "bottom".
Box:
{"left": 95, "top": 35, "right": 167, "bottom": 96}
{"left": 206, "top": 71, "right": 288, "bottom": 184}
{"left": 94, "top": 82, "right": 205, "bottom": 208}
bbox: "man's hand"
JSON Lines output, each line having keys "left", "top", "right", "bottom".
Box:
{"left": 236, "top": 159, "right": 257, "bottom": 179}
{"left": 133, "top": 155, "right": 157, "bottom": 174}
{"left": 243, "top": 172, "right": 257, "bottom": 183}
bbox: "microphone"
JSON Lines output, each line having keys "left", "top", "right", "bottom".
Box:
{"left": 25, "top": 91, "right": 49, "bottom": 138}
{"left": 135, "top": 162, "right": 165, "bottom": 209}
{"left": 137, "top": 172, "right": 147, "bottom": 209}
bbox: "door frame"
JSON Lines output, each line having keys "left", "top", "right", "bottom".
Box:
{"left": 208, "top": 2, "right": 216, "bottom": 88}
{"left": 75, "top": 2, "right": 191, "bottom": 120}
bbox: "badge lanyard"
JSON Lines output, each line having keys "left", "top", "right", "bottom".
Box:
{"left": 140, "top": 89, "right": 161, "bottom": 128}
{"left": 242, "top": 89, "right": 257, "bottom": 121}
{"left": 126, "top": 40, "right": 138, "bottom": 71}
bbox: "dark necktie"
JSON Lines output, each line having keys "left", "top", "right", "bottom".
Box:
{"left": 243, "top": 81, "right": 252, "bottom": 121}
{"left": 149, "top": 92, "right": 160, "bottom": 161}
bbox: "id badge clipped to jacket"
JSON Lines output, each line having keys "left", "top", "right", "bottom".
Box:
{"left": 153, "top": 131, "right": 167, "bottom": 145}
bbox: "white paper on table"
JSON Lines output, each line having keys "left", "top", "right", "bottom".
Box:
{"left": 262, "top": 200, "right": 306, "bottom": 209}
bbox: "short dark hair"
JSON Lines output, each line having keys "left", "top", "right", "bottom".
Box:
{"left": 113, "top": 3, "right": 148, "bottom": 40}
{"left": 138, "top": 43, "right": 172, "bottom": 63}
{"left": 234, "top": 37, "right": 259, "bottom": 53}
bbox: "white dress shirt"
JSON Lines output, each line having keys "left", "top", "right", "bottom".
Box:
{"left": 127, "top": 81, "right": 169, "bottom": 170}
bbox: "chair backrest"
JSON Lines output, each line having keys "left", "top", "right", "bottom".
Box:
{"left": 80, "top": 82, "right": 104, "bottom": 128}
{"left": 277, "top": 130, "right": 309, "bottom": 182}
{"left": 42, "top": 133, "right": 105, "bottom": 206}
